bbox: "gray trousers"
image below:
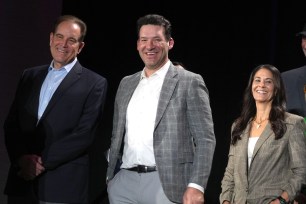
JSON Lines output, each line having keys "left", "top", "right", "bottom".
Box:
{"left": 107, "top": 169, "right": 175, "bottom": 204}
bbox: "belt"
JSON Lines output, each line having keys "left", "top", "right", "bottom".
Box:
{"left": 126, "top": 165, "right": 157, "bottom": 173}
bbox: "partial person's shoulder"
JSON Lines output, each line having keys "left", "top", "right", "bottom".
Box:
{"left": 21, "top": 64, "right": 49, "bottom": 78}
{"left": 282, "top": 65, "right": 306, "bottom": 77}
{"left": 24, "top": 64, "right": 49, "bottom": 72}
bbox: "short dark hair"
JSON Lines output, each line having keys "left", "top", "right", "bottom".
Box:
{"left": 137, "top": 14, "right": 172, "bottom": 41}
{"left": 52, "top": 15, "right": 87, "bottom": 42}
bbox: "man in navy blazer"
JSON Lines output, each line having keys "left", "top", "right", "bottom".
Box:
{"left": 3, "top": 15, "right": 108, "bottom": 204}
{"left": 282, "top": 23, "right": 306, "bottom": 117}
{"left": 281, "top": 22, "right": 306, "bottom": 204}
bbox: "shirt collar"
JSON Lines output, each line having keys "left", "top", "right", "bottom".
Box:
{"left": 49, "top": 58, "right": 77, "bottom": 72}
{"left": 140, "top": 60, "right": 171, "bottom": 80}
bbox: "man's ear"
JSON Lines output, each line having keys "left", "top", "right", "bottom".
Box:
{"left": 168, "top": 38, "right": 174, "bottom": 50}
{"left": 78, "top": 42, "right": 85, "bottom": 54}
{"left": 49, "top": 32, "right": 54, "bottom": 46}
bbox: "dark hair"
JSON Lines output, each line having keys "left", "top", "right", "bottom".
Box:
{"left": 137, "top": 14, "right": 172, "bottom": 41}
{"left": 231, "top": 64, "right": 287, "bottom": 145}
{"left": 52, "top": 15, "right": 87, "bottom": 42}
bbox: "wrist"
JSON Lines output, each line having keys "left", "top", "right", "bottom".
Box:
{"left": 277, "top": 196, "right": 288, "bottom": 204}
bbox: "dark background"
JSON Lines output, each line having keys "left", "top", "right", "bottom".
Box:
{"left": 0, "top": 1, "right": 306, "bottom": 203}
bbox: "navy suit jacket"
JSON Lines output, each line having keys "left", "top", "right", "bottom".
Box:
{"left": 282, "top": 65, "right": 306, "bottom": 117}
{"left": 4, "top": 61, "right": 108, "bottom": 203}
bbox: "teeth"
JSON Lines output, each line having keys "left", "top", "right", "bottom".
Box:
{"left": 57, "top": 47, "right": 65, "bottom": 53}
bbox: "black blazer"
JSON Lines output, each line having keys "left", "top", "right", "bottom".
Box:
{"left": 282, "top": 65, "right": 306, "bottom": 117}
{"left": 4, "top": 61, "right": 108, "bottom": 203}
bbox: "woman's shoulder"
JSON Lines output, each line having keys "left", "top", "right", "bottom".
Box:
{"left": 285, "top": 112, "right": 304, "bottom": 120}
{"left": 284, "top": 112, "right": 305, "bottom": 127}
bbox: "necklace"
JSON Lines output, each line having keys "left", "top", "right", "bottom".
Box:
{"left": 253, "top": 118, "right": 268, "bottom": 129}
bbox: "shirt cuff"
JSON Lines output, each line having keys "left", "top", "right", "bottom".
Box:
{"left": 188, "top": 183, "right": 204, "bottom": 193}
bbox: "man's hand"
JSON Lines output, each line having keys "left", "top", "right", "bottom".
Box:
{"left": 17, "top": 154, "right": 45, "bottom": 180}
{"left": 183, "top": 187, "right": 204, "bottom": 204}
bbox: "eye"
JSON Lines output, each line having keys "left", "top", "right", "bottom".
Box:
{"left": 68, "top": 38, "right": 77, "bottom": 45}
{"left": 264, "top": 80, "right": 273, "bottom": 85}
{"left": 55, "top": 34, "right": 63, "bottom": 39}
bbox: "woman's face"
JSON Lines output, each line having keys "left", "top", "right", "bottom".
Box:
{"left": 252, "top": 68, "right": 275, "bottom": 104}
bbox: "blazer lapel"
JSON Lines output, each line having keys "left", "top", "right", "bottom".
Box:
{"left": 239, "top": 127, "right": 250, "bottom": 182}
{"left": 40, "top": 63, "right": 81, "bottom": 120}
{"left": 154, "top": 66, "right": 178, "bottom": 129}
{"left": 25, "top": 67, "right": 49, "bottom": 119}
{"left": 250, "top": 123, "right": 273, "bottom": 164}
{"left": 122, "top": 72, "right": 142, "bottom": 114}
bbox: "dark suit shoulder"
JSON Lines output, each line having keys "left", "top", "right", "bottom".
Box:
{"left": 81, "top": 66, "right": 107, "bottom": 81}
{"left": 282, "top": 65, "right": 306, "bottom": 77}
{"left": 23, "top": 64, "right": 49, "bottom": 73}
{"left": 20, "top": 64, "right": 49, "bottom": 81}
{"left": 71, "top": 61, "right": 107, "bottom": 83}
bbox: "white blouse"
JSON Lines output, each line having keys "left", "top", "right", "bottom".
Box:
{"left": 248, "top": 137, "right": 259, "bottom": 167}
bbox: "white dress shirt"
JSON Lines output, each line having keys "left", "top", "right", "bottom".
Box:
{"left": 121, "top": 61, "right": 170, "bottom": 168}
{"left": 120, "top": 60, "right": 204, "bottom": 193}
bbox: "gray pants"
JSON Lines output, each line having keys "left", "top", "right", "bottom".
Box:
{"left": 107, "top": 169, "right": 175, "bottom": 204}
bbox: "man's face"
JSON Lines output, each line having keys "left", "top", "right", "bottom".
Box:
{"left": 137, "top": 25, "right": 173, "bottom": 73}
{"left": 49, "top": 21, "right": 84, "bottom": 69}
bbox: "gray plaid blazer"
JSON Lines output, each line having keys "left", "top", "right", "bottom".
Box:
{"left": 107, "top": 63, "right": 216, "bottom": 203}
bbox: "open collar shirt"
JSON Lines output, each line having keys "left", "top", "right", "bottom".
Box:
{"left": 38, "top": 58, "right": 76, "bottom": 120}
{"left": 121, "top": 60, "right": 170, "bottom": 169}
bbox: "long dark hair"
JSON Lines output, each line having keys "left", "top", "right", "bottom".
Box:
{"left": 231, "top": 64, "right": 287, "bottom": 145}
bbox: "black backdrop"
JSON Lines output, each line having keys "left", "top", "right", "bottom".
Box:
{"left": 61, "top": 1, "right": 306, "bottom": 203}
{"left": 60, "top": 1, "right": 306, "bottom": 203}
{"left": 0, "top": 1, "right": 305, "bottom": 204}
